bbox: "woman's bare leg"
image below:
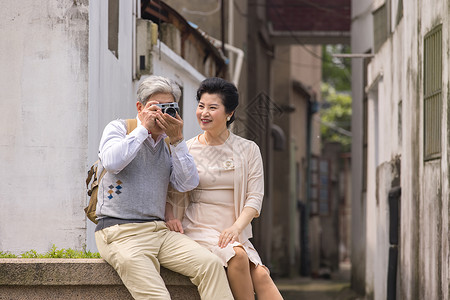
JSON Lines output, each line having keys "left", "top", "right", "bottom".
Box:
{"left": 250, "top": 265, "right": 284, "bottom": 300}
{"left": 226, "top": 246, "right": 255, "bottom": 300}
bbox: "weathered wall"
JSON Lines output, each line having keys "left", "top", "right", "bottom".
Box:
{"left": 289, "top": 45, "right": 323, "bottom": 277}
{"left": 270, "top": 44, "right": 323, "bottom": 277}
{"left": 372, "top": 159, "right": 400, "bottom": 300}
{"left": 321, "top": 143, "right": 345, "bottom": 273}
{"left": 290, "top": 45, "right": 322, "bottom": 156}
{"left": 0, "top": 0, "right": 89, "bottom": 254}
{"left": 365, "top": 19, "right": 404, "bottom": 297}
{"left": 397, "top": 1, "right": 420, "bottom": 298}
{"left": 271, "top": 45, "right": 293, "bottom": 276}
{"left": 363, "top": 0, "right": 450, "bottom": 299}
{"left": 416, "top": 1, "right": 449, "bottom": 299}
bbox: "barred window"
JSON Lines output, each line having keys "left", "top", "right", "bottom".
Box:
{"left": 423, "top": 25, "right": 442, "bottom": 161}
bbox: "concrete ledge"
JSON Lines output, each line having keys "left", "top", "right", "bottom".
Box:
{"left": 0, "top": 259, "right": 200, "bottom": 299}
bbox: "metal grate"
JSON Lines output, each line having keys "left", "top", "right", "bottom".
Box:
{"left": 423, "top": 25, "right": 442, "bottom": 160}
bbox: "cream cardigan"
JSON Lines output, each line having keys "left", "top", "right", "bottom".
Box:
{"left": 168, "top": 132, "right": 264, "bottom": 242}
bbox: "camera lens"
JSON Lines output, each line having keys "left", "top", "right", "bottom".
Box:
{"left": 165, "top": 108, "right": 177, "bottom": 117}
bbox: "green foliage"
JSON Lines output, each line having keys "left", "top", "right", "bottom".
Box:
{"left": 320, "top": 83, "right": 352, "bottom": 152}
{"left": 0, "top": 244, "right": 101, "bottom": 259}
{"left": 0, "top": 251, "right": 18, "bottom": 258}
{"left": 321, "top": 44, "right": 352, "bottom": 151}
{"left": 322, "top": 45, "right": 351, "bottom": 91}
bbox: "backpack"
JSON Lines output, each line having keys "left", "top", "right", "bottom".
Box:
{"left": 85, "top": 119, "right": 137, "bottom": 224}
{"left": 84, "top": 119, "right": 172, "bottom": 224}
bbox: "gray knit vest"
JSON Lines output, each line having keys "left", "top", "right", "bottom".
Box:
{"left": 96, "top": 135, "right": 171, "bottom": 222}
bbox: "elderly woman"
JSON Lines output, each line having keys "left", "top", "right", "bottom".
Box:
{"left": 166, "top": 77, "right": 283, "bottom": 300}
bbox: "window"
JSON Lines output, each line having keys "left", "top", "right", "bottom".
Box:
{"left": 309, "top": 156, "right": 331, "bottom": 216}
{"left": 108, "top": 0, "right": 119, "bottom": 58}
{"left": 398, "top": 100, "right": 402, "bottom": 146}
{"left": 423, "top": 25, "right": 442, "bottom": 160}
{"left": 373, "top": 3, "right": 388, "bottom": 53}
{"left": 318, "top": 159, "right": 330, "bottom": 216}
{"left": 395, "top": 0, "right": 403, "bottom": 26}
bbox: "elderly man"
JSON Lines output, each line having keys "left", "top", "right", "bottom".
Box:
{"left": 94, "top": 75, "right": 233, "bottom": 299}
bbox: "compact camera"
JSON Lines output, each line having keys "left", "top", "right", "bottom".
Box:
{"left": 155, "top": 102, "right": 179, "bottom": 118}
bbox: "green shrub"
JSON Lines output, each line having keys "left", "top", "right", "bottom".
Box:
{"left": 0, "top": 245, "right": 101, "bottom": 259}
{"left": 0, "top": 251, "right": 18, "bottom": 258}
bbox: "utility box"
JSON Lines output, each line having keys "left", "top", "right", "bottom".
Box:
{"left": 136, "top": 19, "right": 158, "bottom": 79}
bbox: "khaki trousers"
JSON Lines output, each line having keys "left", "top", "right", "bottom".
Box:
{"left": 95, "top": 221, "right": 233, "bottom": 300}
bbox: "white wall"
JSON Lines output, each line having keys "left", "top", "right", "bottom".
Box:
{"left": 0, "top": 1, "right": 89, "bottom": 253}
{"left": 350, "top": 0, "right": 373, "bottom": 293}
{"left": 86, "top": 0, "right": 139, "bottom": 251}
{"left": 415, "top": 0, "right": 449, "bottom": 298}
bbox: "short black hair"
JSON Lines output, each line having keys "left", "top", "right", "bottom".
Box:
{"left": 196, "top": 77, "right": 239, "bottom": 127}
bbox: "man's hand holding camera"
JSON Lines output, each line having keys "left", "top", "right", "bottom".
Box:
{"left": 139, "top": 100, "right": 161, "bottom": 133}
{"left": 155, "top": 106, "right": 184, "bottom": 145}
{"left": 138, "top": 101, "right": 183, "bottom": 145}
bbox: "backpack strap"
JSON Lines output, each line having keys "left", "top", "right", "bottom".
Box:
{"left": 165, "top": 137, "right": 172, "bottom": 155}
{"left": 97, "top": 167, "right": 107, "bottom": 187}
{"left": 86, "top": 164, "right": 96, "bottom": 189}
{"left": 94, "top": 118, "right": 136, "bottom": 188}
{"left": 126, "top": 118, "right": 137, "bottom": 134}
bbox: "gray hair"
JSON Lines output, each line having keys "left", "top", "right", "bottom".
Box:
{"left": 137, "top": 75, "right": 182, "bottom": 105}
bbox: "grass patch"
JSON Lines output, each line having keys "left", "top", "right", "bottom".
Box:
{"left": 0, "top": 245, "right": 101, "bottom": 259}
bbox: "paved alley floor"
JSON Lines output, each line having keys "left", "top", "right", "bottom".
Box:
{"left": 274, "top": 262, "right": 364, "bottom": 300}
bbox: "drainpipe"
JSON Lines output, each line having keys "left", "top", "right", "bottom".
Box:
{"left": 189, "top": 22, "right": 244, "bottom": 87}
{"left": 205, "top": 37, "right": 244, "bottom": 87}
{"left": 228, "top": 0, "right": 234, "bottom": 77}
{"left": 387, "top": 186, "right": 401, "bottom": 300}
{"left": 220, "top": 0, "right": 225, "bottom": 55}
{"left": 301, "top": 94, "right": 319, "bottom": 276}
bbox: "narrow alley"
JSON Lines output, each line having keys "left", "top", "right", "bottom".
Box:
{"left": 275, "top": 262, "right": 363, "bottom": 300}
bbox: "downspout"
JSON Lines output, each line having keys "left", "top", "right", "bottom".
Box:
{"left": 189, "top": 22, "right": 244, "bottom": 87}
{"left": 132, "top": 0, "right": 139, "bottom": 80}
{"left": 206, "top": 37, "right": 244, "bottom": 87}
{"left": 228, "top": 0, "right": 234, "bottom": 77}
{"left": 220, "top": 0, "right": 225, "bottom": 54}
{"left": 301, "top": 94, "right": 318, "bottom": 276}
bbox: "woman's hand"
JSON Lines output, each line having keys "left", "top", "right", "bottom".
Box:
{"left": 165, "top": 202, "right": 184, "bottom": 233}
{"left": 218, "top": 225, "right": 241, "bottom": 248}
{"left": 218, "top": 207, "right": 258, "bottom": 248}
{"left": 165, "top": 218, "right": 184, "bottom": 233}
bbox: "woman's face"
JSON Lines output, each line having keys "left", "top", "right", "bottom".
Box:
{"left": 196, "top": 93, "right": 230, "bottom": 133}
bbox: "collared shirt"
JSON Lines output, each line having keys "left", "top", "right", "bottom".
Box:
{"left": 98, "top": 115, "right": 199, "bottom": 192}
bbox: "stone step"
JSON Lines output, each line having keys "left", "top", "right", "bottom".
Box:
{"left": 0, "top": 258, "right": 200, "bottom": 299}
